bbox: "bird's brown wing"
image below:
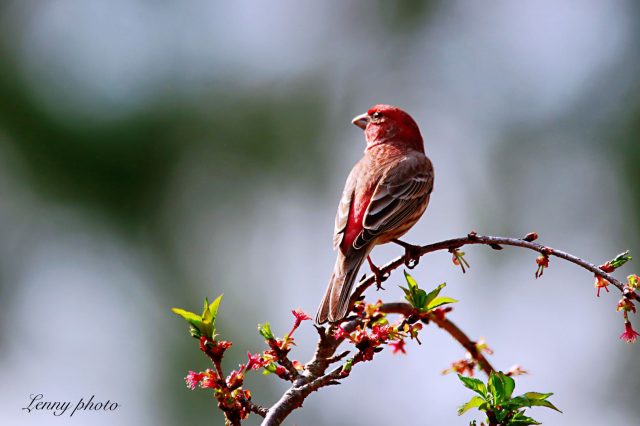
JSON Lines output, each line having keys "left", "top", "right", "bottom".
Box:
{"left": 332, "top": 163, "right": 359, "bottom": 250}
{"left": 353, "top": 154, "right": 433, "bottom": 250}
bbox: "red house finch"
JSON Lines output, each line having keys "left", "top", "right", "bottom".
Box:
{"left": 316, "top": 105, "right": 434, "bottom": 324}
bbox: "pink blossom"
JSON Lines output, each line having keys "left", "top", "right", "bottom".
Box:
{"left": 620, "top": 321, "right": 640, "bottom": 343}
{"left": 389, "top": 339, "right": 406, "bottom": 355}
{"left": 185, "top": 371, "right": 205, "bottom": 390}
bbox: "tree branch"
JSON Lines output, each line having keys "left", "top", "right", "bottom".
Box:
{"left": 379, "top": 302, "right": 495, "bottom": 376}
{"left": 246, "top": 400, "right": 268, "bottom": 418}
{"left": 351, "top": 232, "right": 637, "bottom": 306}
{"left": 255, "top": 233, "right": 636, "bottom": 425}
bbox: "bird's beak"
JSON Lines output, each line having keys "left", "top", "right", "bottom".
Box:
{"left": 351, "top": 113, "right": 369, "bottom": 130}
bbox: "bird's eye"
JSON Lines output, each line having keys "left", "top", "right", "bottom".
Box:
{"left": 371, "top": 112, "right": 382, "bottom": 120}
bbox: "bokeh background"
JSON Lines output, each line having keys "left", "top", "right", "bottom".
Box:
{"left": 1, "top": 1, "right": 639, "bottom": 425}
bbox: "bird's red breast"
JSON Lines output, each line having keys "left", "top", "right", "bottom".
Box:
{"left": 341, "top": 183, "right": 373, "bottom": 254}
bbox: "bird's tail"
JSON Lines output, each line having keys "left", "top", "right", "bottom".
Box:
{"left": 316, "top": 249, "right": 370, "bottom": 324}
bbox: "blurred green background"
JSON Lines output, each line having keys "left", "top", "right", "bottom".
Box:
{"left": 1, "top": 1, "right": 638, "bottom": 425}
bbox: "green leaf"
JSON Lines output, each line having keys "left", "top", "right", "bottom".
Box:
{"left": 404, "top": 269, "right": 419, "bottom": 289}
{"left": 208, "top": 294, "right": 223, "bottom": 327}
{"left": 522, "top": 392, "right": 552, "bottom": 400}
{"left": 508, "top": 393, "right": 562, "bottom": 414}
{"left": 401, "top": 273, "right": 456, "bottom": 312}
{"left": 488, "top": 371, "right": 504, "bottom": 403}
{"left": 426, "top": 296, "right": 459, "bottom": 310}
{"left": 188, "top": 326, "right": 201, "bottom": 339}
{"left": 508, "top": 411, "right": 542, "bottom": 425}
{"left": 401, "top": 271, "right": 428, "bottom": 309}
{"left": 202, "top": 297, "right": 212, "bottom": 322}
{"left": 263, "top": 362, "right": 278, "bottom": 375}
{"left": 172, "top": 295, "right": 223, "bottom": 339}
{"left": 506, "top": 396, "right": 530, "bottom": 410}
{"left": 458, "top": 375, "right": 488, "bottom": 398}
{"left": 258, "top": 322, "right": 275, "bottom": 340}
{"left": 488, "top": 371, "right": 515, "bottom": 403}
{"left": 508, "top": 419, "right": 541, "bottom": 426}
{"left": 610, "top": 250, "right": 632, "bottom": 269}
{"left": 502, "top": 373, "right": 516, "bottom": 400}
{"left": 342, "top": 358, "right": 354, "bottom": 374}
{"left": 424, "top": 282, "right": 446, "bottom": 307}
{"left": 457, "top": 396, "right": 485, "bottom": 415}
{"left": 522, "top": 392, "right": 562, "bottom": 413}
{"left": 171, "top": 308, "right": 203, "bottom": 330}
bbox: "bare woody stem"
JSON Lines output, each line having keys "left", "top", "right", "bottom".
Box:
{"left": 262, "top": 306, "right": 494, "bottom": 425}
{"left": 259, "top": 232, "right": 636, "bottom": 425}
{"left": 246, "top": 401, "right": 268, "bottom": 418}
{"left": 351, "top": 232, "right": 637, "bottom": 306}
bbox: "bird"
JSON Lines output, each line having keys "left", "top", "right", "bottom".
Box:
{"left": 316, "top": 104, "right": 434, "bottom": 324}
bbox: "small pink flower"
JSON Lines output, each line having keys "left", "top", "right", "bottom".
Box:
{"left": 620, "top": 321, "right": 640, "bottom": 343}
{"left": 535, "top": 255, "right": 549, "bottom": 279}
{"left": 333, "top": 325, "right": 349, "bottom": 340}
{"left": 507, "top": 364, "right": 528, "bottom": 376}
{"left": 246, "top": 352, "right": 267, "bottom": 371}
{"left": 617, "top": 298, "right": 636, "bottom": 314}
{"left": 351, "top": 328, "right": 369, "bottom": 345}
{"left": 292, "top": 308, "right": 312, "bottom": 322}
{"left": 226, "top": 369, "right": 245, "bottom": 388}
{"left": 288, "top": 308, "right": 312, "bottom": 338}
{"left": 217, "top": 340, "right": 233, "bottom": 349}
{"left": 185, "top": 371, "right": 205, "bottom": 390}
{"left": 475, "top": 338, "right": 494, "bottom": 355}
{"left": 371, "top": 324, "right": 391, "bottom": 342}
{"left": 407, "top": 322, "right": 423, "bottom": 340}
{"left": 442, "top": 358, "right": 476, "bottom": 376}
{"left": 594, "top": 275, "right": 610, "bottom": 297}
{"left": 200, "top": 370, "right": 219, "bottom": 389}
{"left": 389, "top": 339, "right": 406, "bottom": 355}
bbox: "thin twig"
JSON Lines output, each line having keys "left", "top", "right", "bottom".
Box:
{"left": 246, "top": 400, "right": 268, "bottom": 418}
{"left": 379, "top": 302, "right": 495, "bottom": 376}
{"left": 261, "top": 232, "right": 636, "bottom": 425}
{"left": 351, "top": 232, "right": 636, "bottom": 307}
{"left": 273, "top": 347, "right": 300, "bottom": 381}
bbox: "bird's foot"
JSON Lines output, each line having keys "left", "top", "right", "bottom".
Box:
{"left": 366, "top": 255, "right": 389, "bottom": 290}
{"left": 392, "top": 239, "right": 422, "bottom": 269}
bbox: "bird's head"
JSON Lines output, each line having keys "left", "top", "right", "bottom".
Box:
{"left": 352, "top": 104, "right": 424, "bottom": 152}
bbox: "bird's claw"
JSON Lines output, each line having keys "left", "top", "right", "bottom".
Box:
{"left": 367, "top": 256, "right": 389, "bottom": 290}
{"left": 373, "top": 269, "right": 389, "bottom": 291}
{"left": 392, "top": 239, "right": 422, "bottom": 269}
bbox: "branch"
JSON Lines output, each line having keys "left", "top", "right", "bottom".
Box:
{"left": 262, "top": 303, "right": 495, "bottom": 425}
{"left": 261, "top": 365, "right": 343, "bottom": 426}
{"left": 270, "top": 344, "right": 300, "bottom": 381}
{"left": 177, "top": 232, "right": 636, "bottom": 425}
{"left": 379, "top": 302, "right": 495, "bottom": 376}
{"left": 351, "top": 232, "right": 637, "bottom": 306}
{"left": 261, "top": 233, "right": 638, "bottom": 425}
{"left": 247, "top": 402, "right": 268, "bottom": 418}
